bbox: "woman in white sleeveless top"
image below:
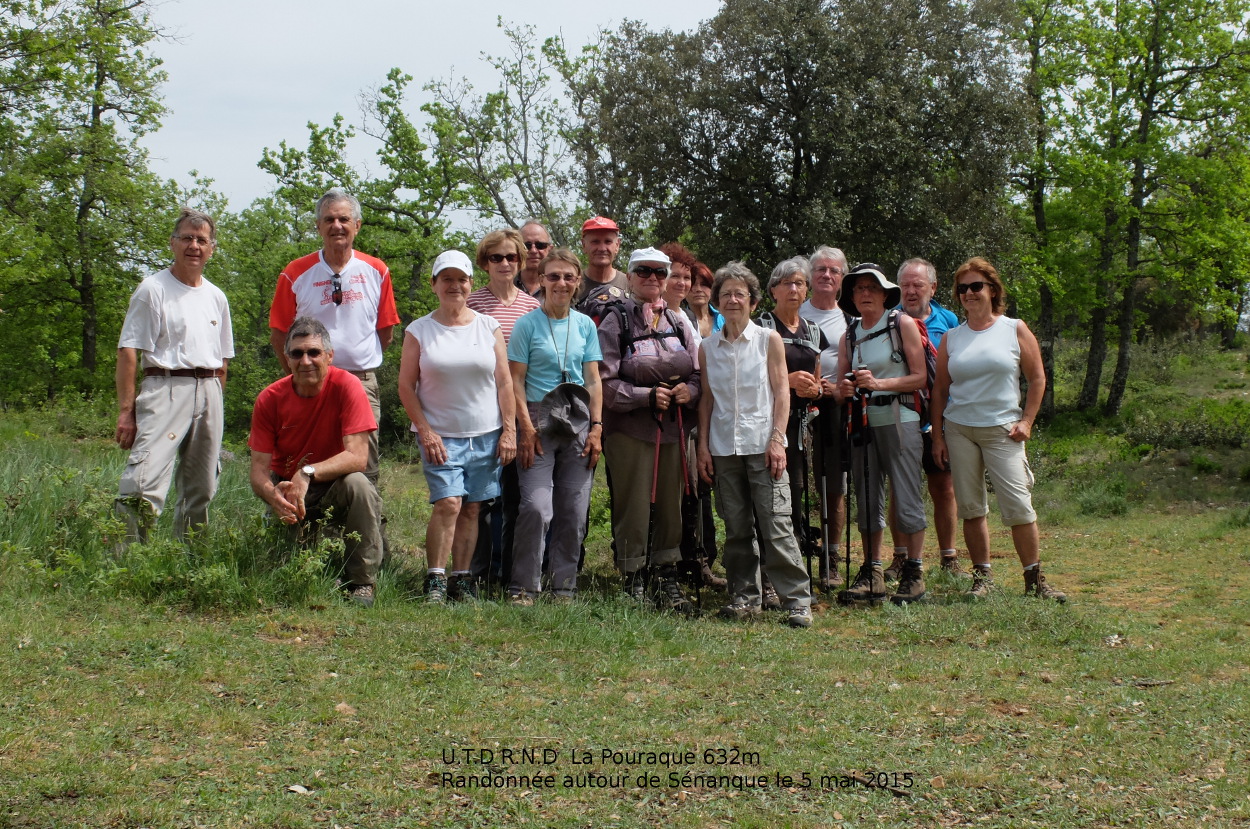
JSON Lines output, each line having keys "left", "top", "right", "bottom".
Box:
{"left": 930, "top": 257, "right": 1065, "bottom": 602}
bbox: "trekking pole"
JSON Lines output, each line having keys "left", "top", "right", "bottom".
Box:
{"left": 843, "top": 392, "right": 854, "bottom": 589}
{"left": 675, "top": 406, "right": 702, "bottom": 609}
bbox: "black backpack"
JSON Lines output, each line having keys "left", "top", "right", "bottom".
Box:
{"left": 606, "top": 301, "right": 690, "bottom": 359}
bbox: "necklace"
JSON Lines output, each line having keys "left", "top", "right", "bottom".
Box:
{"left": 545, "top": 310, "right": 573, "bottom": 383}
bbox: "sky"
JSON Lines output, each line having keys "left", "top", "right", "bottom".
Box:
{"left": 142, "top": 0, "right": 723, "bottom": 213}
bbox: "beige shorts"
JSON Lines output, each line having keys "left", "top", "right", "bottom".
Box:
{"left": 944, "top": 421, "right": 1036, "bottom": 526}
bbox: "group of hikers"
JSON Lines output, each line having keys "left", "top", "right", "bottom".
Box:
{"left": 114, "top": 191, "right": 1065, "bottom": 628}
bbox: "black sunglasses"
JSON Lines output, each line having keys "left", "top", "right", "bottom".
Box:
{"left": 524, "top": 241, "right": 551, "bottom": 251}
{"left": 632, "top": 266, "right": 669, "bottom": 279}
{"left": 331, "top": 273, "right": 343, "bottom": 306}
{"left": 288, "top": 348, "right": 324, "bottom": 360}
{"left": 488, "top": 253, "right": 520, "bottom": 264}
{"left": 957, "top": 281, "right": 988, "bottom": 295}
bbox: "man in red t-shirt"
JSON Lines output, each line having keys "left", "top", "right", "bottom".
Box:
{"left": 250, "top": 317, "right": 382, "bottom": 607}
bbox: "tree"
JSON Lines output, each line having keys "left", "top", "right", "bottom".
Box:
{"left": 0, "top": 0, "right": 171, "bottom": 400}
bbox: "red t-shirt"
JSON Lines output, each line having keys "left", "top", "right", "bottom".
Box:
{"left": 249, "top": 367, "right": 378, "bottom": 479}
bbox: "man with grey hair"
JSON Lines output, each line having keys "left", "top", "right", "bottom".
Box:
{"left": 269, "top": 188, "right": 400, "bottom": 486}
{"left": 517, "top": 220, "right": 552, "bottom": 296}
{"left": 114, "top": 207, "right": 234, "bottom": 545}
{"left": 890, "top": 256, "right": 961, "bottom": 576}
{"left": 800, "top": 245, "right": 851, "bottom": 589}
{"left": 249, "top": 317, "right": 382, "bottom": 607}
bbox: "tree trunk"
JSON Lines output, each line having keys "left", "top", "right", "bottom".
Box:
{"left": 1037, "top": 280, "right": 1056, "bottom": 418}
{"left": 1105, "top": 280, "right": 1138, "bottom": 415}
{"left": 1078, "top": 296, "right": 1108, "bottom": 411}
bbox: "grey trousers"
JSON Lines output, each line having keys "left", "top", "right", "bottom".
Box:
{"left": 512, "top": 427, "right": 594, "bottom": 596}
{"left": 304, "top": 472, "right": 383, "bottom": 587}
{"left": 851, "top": 420, "right": 927, "bottom": 535}
{"left": 116, "top": 375, "right": 223, "bottom": 542}
{"left": 713, "top": 453, "right": 812, "bottom": 610}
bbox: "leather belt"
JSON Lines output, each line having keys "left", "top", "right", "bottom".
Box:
{"left": 144, "top": 367, "right": 224, "bottom": 378}
{"left": 348, "top": 370, "right": 376, "bottom": 380}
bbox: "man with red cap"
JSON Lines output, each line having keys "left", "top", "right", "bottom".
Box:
{"left": 574, "top": 216, "right": 629, "bottom": 324}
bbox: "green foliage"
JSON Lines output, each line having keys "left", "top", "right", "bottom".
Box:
{"left": 1122, "top": 398, "right": 1250, "bottom": 450}
{"left": 1073, "top": 473, "right": 1129, "bottom": 517}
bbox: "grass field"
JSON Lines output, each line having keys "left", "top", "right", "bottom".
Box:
{"left": 2, "top": 342, "right": 1250, "bottom": 827}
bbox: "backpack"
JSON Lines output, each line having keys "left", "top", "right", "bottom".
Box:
{"left": 606, "top": 301, "right": 690, "bottom": 361}
{"left": 847, "top": 309, "right": 938, "bottom": 427}
{"left": 756, "top": 310, "right": 823, "bottom": 355}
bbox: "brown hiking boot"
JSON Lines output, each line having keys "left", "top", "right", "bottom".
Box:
{"left": 968, "top": 565, "right": 993, "bottom": 599}
{"left": 701, "top": 559, "right": 728, "bottom": 589}
{"left": 817, "top": 555, "right": 844, "bottom": 590}
{"left": 940, "top": 553, "right": 964, "bottom": 575}
{"left": 890, "top": 560, "right": 926, "bottom": 605}
{"left": 837, "top": 563, "right": 886, "bottom": 605}
{"left": 761, "top": 575, "right": 782, "bottom": 611}
{"left": 1023, "top": 567, "right": 1067, "bottom": 603}
{"left": 652, "top": 565, "right": 699, "bottom": 617}
{"left": 883, "top": 552, "right": 907, "bottom": 583}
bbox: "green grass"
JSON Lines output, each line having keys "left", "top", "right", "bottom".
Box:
{"left": 3, "top": 339, "right": 1250, "bottom": 826}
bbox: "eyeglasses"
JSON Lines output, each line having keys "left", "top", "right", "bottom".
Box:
{"left": 813, "top": 265, "right": 843, "bottom": 275}
{"left": 288, "top": 348, "right": 324, "bottom": 360}
{"left": 957, "top": 281, "right": 988, "bottom": 295}
{"left": 331, "top": 273, "right": 343, "bottom": 306}
{"left": 719, "top": 290, "right": 751, "bottom": 302}
{"left": 631, "top": 266, "right": 669, "bottom": 279}
{"left": 175, "top": 234, "right": 213, "bottom": 246}
{"left": 777, "top": 279, "right": 807, "bottom": 290}
{"left": 524, "top": 241, "right": 550, "bottom": 251}
{"left": 488, "top": 253, "right": 520, "bottom": 264}
{"left": 543, "top": 272, "right": 580, "bottom": 282}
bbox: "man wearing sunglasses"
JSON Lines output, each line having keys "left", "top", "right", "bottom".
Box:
{"left": 250, "top": 317, "right": 382, "bottom": 607}
{"left": 574, "top": 215, "right": 629, "bottom": 324}
{"left": 269, "top": 188, "right": 400, "bottom": 487}
{"left": 517, "top": 220, "right": 552, "bottom": 296}
{"left": 115, "top": 208, "right": 234, "bottom": 546}
{"left": 890, "top": 257, "right": 961, "bottom": 579}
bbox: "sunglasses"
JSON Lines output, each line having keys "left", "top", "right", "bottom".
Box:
{"left": 632, "top": 266, "right": 669, "bottom": 279}
{"left": 331, "top": 273, "right": 343, "bottom": 306}
{"left": 957, "top": 281, "right": 989, "bottom": 295}
{"left": 543, "top": 272, "right": 580, "bottom": 282}
{"left": 524, "top": 241, "right": 551, "bottom": 251}
{"left": 488, "top": 253, "right": 520, "bottom": 264}
{"left": 288, "top": 348, "right": 324, "bottom": 360}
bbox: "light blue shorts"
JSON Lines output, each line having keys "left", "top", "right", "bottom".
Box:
{"left": 420, "top": 430, "right": 502, "bottom": 504}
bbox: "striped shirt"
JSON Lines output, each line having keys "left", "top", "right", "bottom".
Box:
{"left": 467, "top": 286, "right": 541, "bottom": 345}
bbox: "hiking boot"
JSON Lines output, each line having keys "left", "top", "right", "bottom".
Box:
{"left": 346, "top": 583, "right": 375, "bottom": 608}
{"left": 701, "top": 560, "right": 728, "bottom": 589}
{"left": 883, "top": 553, "right": 907, "bottom": 583}
{"left": 717, "top": 602, "right": 762, "bottom": 621}
{"left": 891, "top": 561, "right": 926, "bottom": 605}
{"left": 1023, "top": 567, "right": 1067, "bottom": 603}
{"left": 817, "top": 556, "right": 844, "bottom": 591}
{"left": 940, "top": 553, "right": 964, "bottom": 575}
{"left": 447, "top": 574, "right": 478, "bottom": 602}
{"left": 424, "top": 573, "right": 448, "bottom": 605}
{"left": 837, "top": 563, "right": 886, "bottom": 605}
{"left": 968, "top": 565, "right": 993, "bottom": 599}
{"left": 623, "top": 568, "right": 649, "bottom": 602}
{"left": 785, "top": 606, "right": 813, "bottom": 629}
{"left": 508, "top": 590, "right": 534, "bottom": 607}
{"left": 652, "top": 565, "right": 699, "bottom": 617}
{"left": 761, "top": 575, "right": 782, "bottom": 611}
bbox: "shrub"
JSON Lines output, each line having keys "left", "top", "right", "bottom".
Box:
{"left": 1074, "top": 474, "right": 1129, "bottom": 517}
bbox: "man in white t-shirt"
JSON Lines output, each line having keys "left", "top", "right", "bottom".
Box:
{"left": 801, "top": 245, "right": 851, "bottom": 590}
{"left": 115, "top": 208, "right": 234, "bottom": 544}
{"left": 269, "top": 188, "right": 400, "bottom": 485}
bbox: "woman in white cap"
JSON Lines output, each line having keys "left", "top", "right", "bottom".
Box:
{"left": 398, "top": 250, "right": 516, "bottom": 604}
{"left": 832, "top": 263, "right": 928, "bottom": 606}
{"left": 507, "top": 248, "right": 604, "bottom": 604}
{"left": 598, "top": 247, "right": 702, "bottom": 614}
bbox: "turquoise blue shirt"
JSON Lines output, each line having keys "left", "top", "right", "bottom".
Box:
{"left": 508, "top": 309, "right": 603, "bottom": 402}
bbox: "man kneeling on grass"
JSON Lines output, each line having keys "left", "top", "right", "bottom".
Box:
{"left": 249, "top": 317, "right": 383, "bottom": 607}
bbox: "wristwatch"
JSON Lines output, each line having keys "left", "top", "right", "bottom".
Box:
{"left": 301, "top": 465, "right": 316, "bottom": 482}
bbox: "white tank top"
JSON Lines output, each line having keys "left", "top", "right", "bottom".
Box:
{"left": 405, "top": 311, "right": 503, "bottom": 437}
{"left": 943, "top": 316, "right": 1023, "bottom": 427}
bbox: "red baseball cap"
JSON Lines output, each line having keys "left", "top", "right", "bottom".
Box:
{"left": 581, "top": 216, "right": 619, "bottom": 234}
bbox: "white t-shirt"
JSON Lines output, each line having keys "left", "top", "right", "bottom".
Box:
{"left": 405, "top": 311, "right": 503, "bottom": 438}
{"left": 800, "top": 299, "right": 847, "bottom": 380}
{"left": 118, "top": 269, "right": 234, "bottom": 370}
{"left": 943, "top": 316, "right": 1024, "bottom": 427}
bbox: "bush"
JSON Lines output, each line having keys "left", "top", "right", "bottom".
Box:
{"left": 1122, "top": 398, "right": 1250, "bottom": 450}
{"left": 1074, "top": 474, "right": 1129, "bottom": 517}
